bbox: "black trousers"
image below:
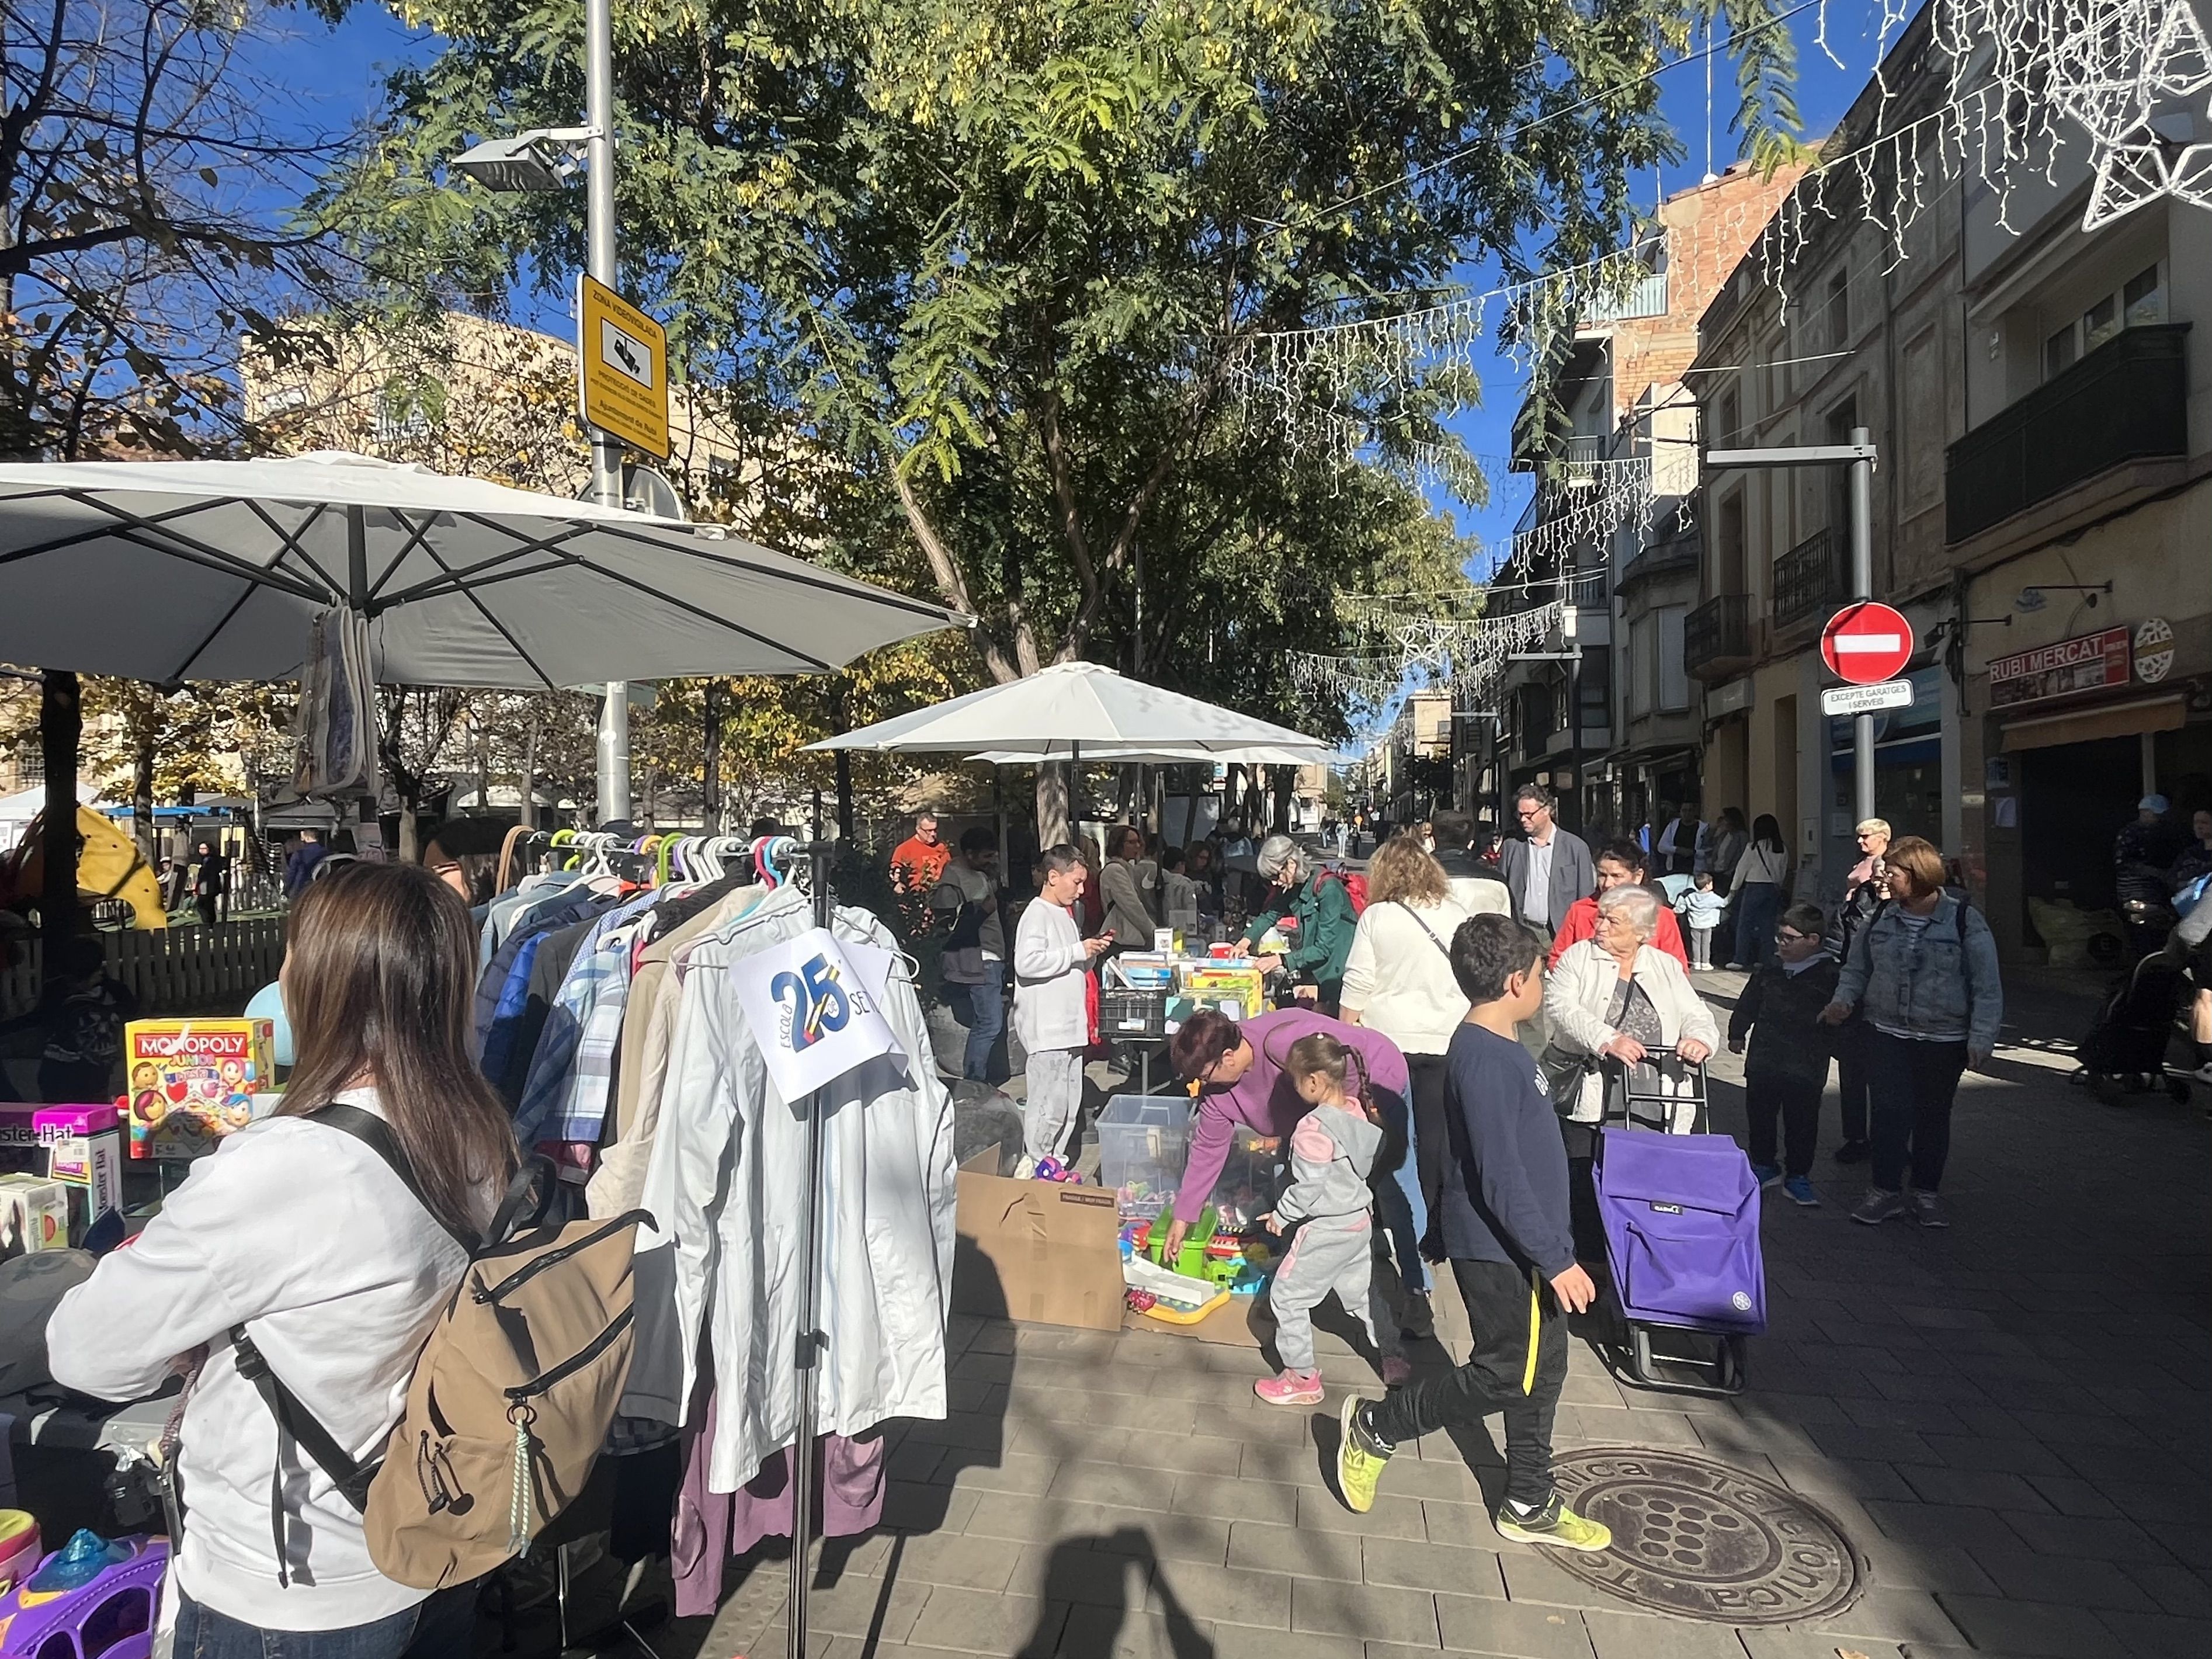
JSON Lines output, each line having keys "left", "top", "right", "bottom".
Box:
{"left": 1865, "top": 1029, "right": 1970, "bottom": 1193}
{"left": 1366, "top": 1257, "right": 1568, "bottom": 1509}
{"left": 1745, "top": 1069, "right": 1822, "bottom": 1178}
{"left": 1835, "top": 1018, "right": 1871, "bottom": 1144}
{"left": 1405, "top": 1052, "right": 1450, "bottom": 1254}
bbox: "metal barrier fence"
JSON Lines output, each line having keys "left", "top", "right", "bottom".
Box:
{"left": 1, "top": 918, "right": 285, "bottom": 1018}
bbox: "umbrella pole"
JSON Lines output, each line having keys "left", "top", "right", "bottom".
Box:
{"left": 788, "top": 839, "right": 835, "bottom": 1659}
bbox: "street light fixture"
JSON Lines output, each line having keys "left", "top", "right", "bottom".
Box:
{"left": 449, "top": 129, "right": 591, "bottom": 193}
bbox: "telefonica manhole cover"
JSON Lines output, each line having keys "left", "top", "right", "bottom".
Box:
{"left": 1545, "top": 1448, "right": 1863, "bottom": 1625}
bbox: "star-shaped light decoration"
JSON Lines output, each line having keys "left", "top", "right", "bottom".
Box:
{"left": 2043, "top": 0, "right": 2212, "bottom": 230}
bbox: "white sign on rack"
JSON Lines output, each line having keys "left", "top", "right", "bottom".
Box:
{"left": 1819, "top": 679, "right": 1914, "bottom": 717}
{"left": 728, "top": 926, "right": 902, "bottom": 1102}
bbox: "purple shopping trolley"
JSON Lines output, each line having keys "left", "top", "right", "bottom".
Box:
{"left": 1592, "top": 1052, "right": 1765, "bottom": 1396}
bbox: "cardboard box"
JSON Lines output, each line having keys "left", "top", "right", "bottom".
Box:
{"left": 124, "top": 1019, "right": 274, "bottom": 1160}
{"left": 952, "top": 1150, "right": 1126, "bottom": 1331}
{"left": 0, "top": 1173, "right": 69, "bottom": 1255}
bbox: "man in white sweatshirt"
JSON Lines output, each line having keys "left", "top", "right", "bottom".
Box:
{"left": 1012, "top": 845, "right": 1110, "bottom": 1174}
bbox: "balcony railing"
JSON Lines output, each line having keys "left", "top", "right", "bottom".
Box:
{"left": 1584, "top": 269, "right": 1669, "bottom": 325}
{"left": 1946, "top": 322, "right": 2190, "bottom": 543}
{"left": 1772, "top": 527, "right": 1845, "bottom": 632}
{"left": 1684, "top": 593, "right": 1755, "bottom": 681}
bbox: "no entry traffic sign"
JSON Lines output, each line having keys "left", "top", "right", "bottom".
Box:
{"left": 1821, "top": 602, "right": 1914, "bottom": 685}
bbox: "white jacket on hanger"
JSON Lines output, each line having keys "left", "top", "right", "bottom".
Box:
{"left": 621, "top": 884, "right": 957, "bottom": 1493}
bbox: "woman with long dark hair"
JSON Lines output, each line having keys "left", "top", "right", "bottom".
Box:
{"left": 1728, "top": 813, "right": 1791, "bottom": 970}
{"left": 50, "top": 862, "right": 515, "bottom": 1658}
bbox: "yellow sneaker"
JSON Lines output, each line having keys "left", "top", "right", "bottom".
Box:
{"left": 1495, "top": 1497, "right": 1612, "bottom": 1552}
{"left": 1336, "top": 1395, "right": 1392, "bottom": 1514}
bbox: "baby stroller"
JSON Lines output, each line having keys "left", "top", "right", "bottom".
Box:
{"left": 1591, "top": 1049, "right": 1764, "bottom": 1397}
{"left": 2074, "top": 950, "right": 2194, "bottom": 1104}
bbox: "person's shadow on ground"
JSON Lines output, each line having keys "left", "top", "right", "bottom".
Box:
{"left": 1020, "top": 1529, "right": 1211, "bottom": 1659}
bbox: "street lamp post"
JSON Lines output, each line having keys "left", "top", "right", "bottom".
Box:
{"left": 449, "top": 0, "right": 631, "bottom": 824}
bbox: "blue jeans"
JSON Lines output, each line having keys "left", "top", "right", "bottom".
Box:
{"left": 1367, "top": 1085, "right": 1430, "bottom": 1298}
{"left": 175, "top": 1586, "right": 475, "bottom": 1659}
{"left": 1734, "top": 882, "right": 1783, "bottom": 969}
{"left": 955, "top": 960, "right": 1005, "bottom": 1082}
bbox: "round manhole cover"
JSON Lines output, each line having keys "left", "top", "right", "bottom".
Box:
{"left": 1544, "top": 1447, "right": 1863, "bottom": 1625}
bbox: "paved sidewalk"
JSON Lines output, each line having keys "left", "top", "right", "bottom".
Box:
{"left": 658, "top": 974, "right": 2210, "bottom": 1659}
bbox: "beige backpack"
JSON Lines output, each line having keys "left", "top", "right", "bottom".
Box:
{"left": 230, "top": 1105, "right": 647, "bottom": 1589}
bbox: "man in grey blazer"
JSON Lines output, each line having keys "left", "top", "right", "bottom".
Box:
{"left": 1497, "top": 785, "right": 1597, "bottom": 940}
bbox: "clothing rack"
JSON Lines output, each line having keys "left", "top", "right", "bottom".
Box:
{"left": 786, "top": 837, "right": 835, "bottom": 1659}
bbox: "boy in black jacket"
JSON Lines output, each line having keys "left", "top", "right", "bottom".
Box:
{"left": 1336, "top": 914, "right": 1610, "bottom": 1554}
{"left": 1728, "top": 901, "right": 1838, "bottom": 1207}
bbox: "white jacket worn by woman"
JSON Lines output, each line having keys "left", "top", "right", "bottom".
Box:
{"left": 1013, "top": 895, "right": 1091, "bottom": 1052}
{"left": 48, "top": 1088, "right": 477, "bottom": 1631}
{"left": 1339, "top": 894, "right": 1475, "bottom": 1056}
{"left": 1728, "top": 841, "right": 1790, "bottom": 895}
{"left": 1544, "top": 940, "right": 1721, "bottom": 1124}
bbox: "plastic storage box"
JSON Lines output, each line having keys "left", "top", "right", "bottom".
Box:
{"left": 1098, "top": 1092, "right": 1194, "bottom": 1218}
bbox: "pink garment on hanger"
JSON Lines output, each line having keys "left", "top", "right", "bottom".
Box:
{"left": 671, "top": 1386, "right": 886, "bottom": 1618}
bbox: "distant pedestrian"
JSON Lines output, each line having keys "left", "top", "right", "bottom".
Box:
{"left": 2169, "top": 806, "right": 2212, "bottom": 894}
{"left": 1012, "top": 846, "right": 1109, "bottom": 1174}
{"left": 1705, "top": 807, "right": 1748, "bottom": 888}
{"left": 283, "top": 829, "right": 328, "bottom": 899}
{"left": 1548, "top": 839, "right": 1688, "bottom": 971}
{"left": 889, "top": 811, "right": 950, "bottom": 896}
{"left": 1727, "top": 814, "right": 1790, "bottom": 969}
{"left": 1429, "top": 811, "right": 1511, "bottom": 915}
{"left": 930, "top": 827, "right": 1007, "bottom": 1084}
{"left": 1675, "top": 873, "right": 1727, "bottom": 970}
{"left": 1099, "top": 824, "right": 1159, "bottom": 947}
{"left": 1498, "top": 785, "right": 1596, "bottom": 939}
{"left": 1335, "top": 915, "right": 1611, "bottom": 1555}
{"left": 1821, "top": 837, "right": 2002, "bottom": 1230}
{"left": 1821, "top": 817, "right": 1892, "bottom": 1165}
{"left": 1245, "top": 835, "right": 1360, "bottom": 1011}
{"left": 1729, "top": 902, "right": 1839, "bottom": 1207}
{"left": 1654, "top": 802, "right": 1703, "bottom": 877}
{"left": 191, "top": 837, "right": 228, "bottom": 928}
{"left": 1159, "top": 846, "right": 1200, "bottom": 936}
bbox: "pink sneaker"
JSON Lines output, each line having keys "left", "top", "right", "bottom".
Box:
{"left": 1380, "top": 1355, "right": 1413, "bottom": 1388}
{"left": 1254, "top": 1369, "right": 1325, "bottom": 1407}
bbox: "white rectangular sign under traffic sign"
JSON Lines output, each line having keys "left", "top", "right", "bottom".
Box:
{"left": 1821, "top": 678, "right": 1914, "bottom": 716}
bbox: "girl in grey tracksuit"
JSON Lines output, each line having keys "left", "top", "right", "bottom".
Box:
{"left": 1254, "top": 1036, "right": 1411, "bottom": 1405}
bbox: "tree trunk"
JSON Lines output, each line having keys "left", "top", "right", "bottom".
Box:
{"left": 834, "top": 749, "right": 854, "bottom": 841}
{"left": 40, "top": 669, "right": 80, "bottom": 993}
{"left": 702, "top": 679, "right": 724, "bottom": 832}
{"left": 1036, "top": 762, "right": 1071, "bottom": 849}
{"left": 133, "top": 734, "right": 156, "bottom": 860}
{"left": 520, "top": 710, "right": 540, "bottom": 831}
{"left": 1268, "top": 765, "right": 1293, "bottom": 833}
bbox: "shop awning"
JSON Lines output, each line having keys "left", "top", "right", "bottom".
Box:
{"left": 1999, "top": 693, "right": 2186, "bottom": 752}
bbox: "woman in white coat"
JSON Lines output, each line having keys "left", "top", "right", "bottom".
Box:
{"left": 1545, "top": 884, "right": 1720, "bottom": 1128}
{"left": 1013, "top": 845, "right": 1110, "bottom": 1174}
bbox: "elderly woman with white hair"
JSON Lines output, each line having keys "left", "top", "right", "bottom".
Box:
{"left": 1544, "top": 884, "right": 1719, "bottom": 1132}
{"left": 1243, "top": 834, "right": 1361, "bottom": 1014}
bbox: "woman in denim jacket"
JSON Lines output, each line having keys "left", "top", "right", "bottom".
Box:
{"left": 1819, "top": 837, "right": 2002, "bottom": 1230}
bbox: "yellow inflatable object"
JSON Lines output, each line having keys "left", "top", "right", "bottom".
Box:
{"left": 7, "top": 807, "right": 170, "bottom": 929}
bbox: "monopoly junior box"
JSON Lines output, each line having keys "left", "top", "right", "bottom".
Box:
{"left": 124, "top": 1019, "right": 275, "bottom": 1160}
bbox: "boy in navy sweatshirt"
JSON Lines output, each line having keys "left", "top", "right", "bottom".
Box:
{"left": 1335, "top": 913, "right": 1612, "bottom": 1553}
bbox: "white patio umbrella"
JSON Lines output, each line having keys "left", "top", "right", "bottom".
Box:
{"left": 0, "top": 451, "right": 965, "bottom": 688}
{"left": 807, "top": 661, "right": 1334, "bottom": 759}
{"left": 965, "top": 742, "right": 1334, "bottom": 767}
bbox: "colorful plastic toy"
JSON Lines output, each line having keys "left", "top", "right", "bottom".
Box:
{"left": 0, "top": 1529, "right": 168, "bottom": 1659}
{"left": 0, "top": 1514, "right": 37, "bottom": 1598}
{"left": 1030, "top": 1156, "right": 1083, "bottom": 1185}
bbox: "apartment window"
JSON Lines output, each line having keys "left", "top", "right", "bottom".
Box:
{"left": 1713, "top": 385, "right": 1741, "bottom": 449}
{"left": 1825, "top": 269, "right": 1850, "bottom": 352}
{"left": 1658, "top": 607, "right": 1689, "bottom": 710}
{"left": 1630, "top": 615, "right": 1657, "bottom": 718}
{"left": 2044, "top": 263, "right": 2164, "bottom": 382}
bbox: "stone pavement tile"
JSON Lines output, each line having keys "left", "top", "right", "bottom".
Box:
{"left": 1432, "top": 1596, "right": 1595, "bottom": 1658}
{"left": 727, "top": 1624, "right": 833, "bottom": 1659}
{"left": 885, "top": 1481, "right": 983, "bottom": 1535}
{"left": 1555, "top": 1405, "right": 1706, "bottom": 1446}
{"left": 1835, "top": 1398, "right": 1972, "bottom": 1437}
{"left": 1836, "top": 1535, "right": 1998, "bottom": 1596}
{"left": 2095, "top": 1608, "right": 2212, "bottom": 1653}
{"left": 1933, "top": 1594, "right": 2128, "bottom": 1658}
{"left": 1782, "top": 1340, "right": 1905, "bottom": 1376}
{"left": 1939, "top": 1402, "right": 2033, "bottom": 1439}
{"left": 1296, "top": 1486, "right": 1430, "bottom": 1540}
{"left": 1172, "top": 1472, "right": 1301, "bottom": 1521}
{"left": 933, "top": 1450, "right": 1062, "bottom": 1495}
{"left": 782, "top": 1571, "right": 935, "bottom": 1643}
{"left": 962, "top": 1493, "right": 1116, "bottom": 1542}
{"left": 909, "top": 1410, "right": 1019, "bottom": 1450}
{"left": 1801, "top": 1586, "right": 1971, "bottom": 1648}
{"left": 1998, "top": 1509, "right": 2176, "bottom": 1563}
{"left": 1073, "top": 1513, "right": 1236, "bottom": 1568}
{"left": 2008, "top": 1408, "right": 2154, "bottom": 1450}
{"left": 967, "top": 1321, "right": 1018, "bottom": 1354}
{"left": 1362, "top": 1538, "right": 1508, "bottom": 1601}
{"left": 1579, "top": 1608, "right": 1745, "bottom": 1659}
{"left": 1801, "top": 1426, "right": 1937, "bottom": 1466}
{"left": 891, "top": 1440, "right": 948, "bottom": 1483}
{"left": 2020, "top": 1473, "right": 2119, "bottom": 1518}
{"left": 1857, "top": 1500, "right": 2023, "bottom": 1556}
{"left": 1048, "top": 1462, "right": 1182, "bottom": 1509}
{"left": 1893, "top": 1464, "right": 2053, "bottom": 1511}
{"left": 1113, "top": 1432, "right": 1245, "bottom": 1478}
{"left": 1420, "top": 1498, "right": 1513, "bottom": 1553}
{"left": 1911, "top": 1434, "right": 2071, "bottom": 1477}
{"left": 1239, "top": 1440, "right": 1336, "bottom": 1490}
{"left": 1960, "top": 1547, "right": 2160, "bottom": 1611}
{"left": 1692, "top": 1415, "right": 1822, "bottom": 1464}
{"left": 1015, "top": 1391, "right": 1201, "bottom": 1435}
{"left": 1558, "top": 1371, "right": 1627, "bottom": 1408}
{"left": 906, "top": 1587, "right": 1068, "bottom": 1655}
{"left": 2121, "top": 1560, "right": 2212, "bottom": 1618}
{"left": 1760, "top": 1454, "right": 1916, "bottom": 1505}
{"left": 1738, "top": 1391, "right": 1852, "bottom": 1427}
{"left": 953, "top": 1351, "right": 1018, "bottom": 1382}
{"left": 1145, "top": 1559, "right": 1293, "bottom": 1629}
{"left": 948, "top": 1376, "right": 1002, "bottom": 1412}
{"left": 1494, "top": 1549, "right": 1604, "bottom": 1609}
{"left": 1228, "top": 1521, "right": 1364, "bottom": 1582}
{"left": 1211, "top": 1627, "right": 1363, "bottom": 1659}
{"left": 1291, "top": 1581, "right": 1442, "bottom": 1646}
{"left": 1737, "top": 1632, "right": 1905, "bottom": 1659}
{"left": 1058, "top": 1609, "right": 1219, "bottom": 1659}
{"left": 878, "top": 1530, "right": 1023, "bottom": 1594}
{"left": 1013, "top": 1545, "right": 1154, "bottom": 1609}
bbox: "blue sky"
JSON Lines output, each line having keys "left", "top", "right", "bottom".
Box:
{"left": 257, "top": 1, "right": 1902, "bottom": 571}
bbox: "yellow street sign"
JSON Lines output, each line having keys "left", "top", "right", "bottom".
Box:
{"left": 577, "top": 274, "right": 670, "bottom": 459}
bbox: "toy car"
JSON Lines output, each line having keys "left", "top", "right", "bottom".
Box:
{"left": 0, "top": 1530, "right": 168, "bottom": 1659}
